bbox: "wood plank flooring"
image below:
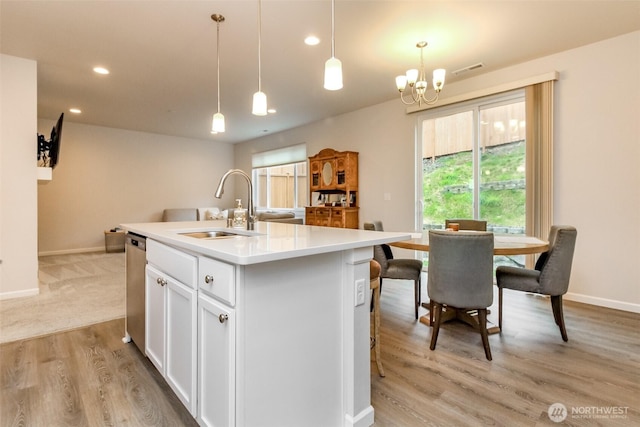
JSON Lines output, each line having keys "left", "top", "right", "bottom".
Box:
{"left": 1, "top": 278, "right": 638, "bottom": 426}
{"left": 371, "top": 280, "right": 640, "bottom": 426}
{"left": 1, "top": 320, "right": 197, "bottom": 427}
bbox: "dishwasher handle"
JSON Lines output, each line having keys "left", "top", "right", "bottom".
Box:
{"left": 126, "top": 233, "right": 146, "bottom": 251}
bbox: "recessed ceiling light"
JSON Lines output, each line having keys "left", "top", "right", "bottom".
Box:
{"left": 93, "top": 66, "right": 110, "bottom": 75}
{"left": 69, "top": 108, "right": 82, "bottom": 114}
{"left": 304, "top": 35, "right": 320, "bottom": 46}
{"left": 267, "top": 108, "right": 276, "bottom": 114}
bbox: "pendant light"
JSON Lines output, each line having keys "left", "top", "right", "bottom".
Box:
{"left": 211, "top": 14, "right": 225, "bottom": 133}
{"left": 324, "top": 0, "right": 343, "bottom": 90}
{"left": 252, "top": 0, "right": 267, "bottom": 116}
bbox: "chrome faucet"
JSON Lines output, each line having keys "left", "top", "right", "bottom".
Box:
{"left": 215, "top": 169, "right": 255, "bottom": 230}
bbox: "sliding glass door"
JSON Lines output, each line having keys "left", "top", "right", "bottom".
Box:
{"left": 417, "top": 90, "right": 526, "bottom": 266}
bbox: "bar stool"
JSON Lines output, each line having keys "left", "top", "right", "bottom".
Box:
{"left": 370, "top": 260, "right": 385, "bottom": 377}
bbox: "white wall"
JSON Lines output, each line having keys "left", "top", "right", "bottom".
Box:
{"left": 235, "top": 32, "right": 640, "bottom": 312}
{"left": 0, "top": 54, "right": 39, "bottom": 298}
{"left": 36, "top": 122, "right": 236, "bottom": 254}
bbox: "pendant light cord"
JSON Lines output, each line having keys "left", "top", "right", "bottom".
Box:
{"left": 216, "top": 20, "right": 221, "bottom": 113}
{"left": 257, "top": 0, "right": 262, "bottom": 92}
{"left": 331, "top": 0, "right": 335, "bottom": 57}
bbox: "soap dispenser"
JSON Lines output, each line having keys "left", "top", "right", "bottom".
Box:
{"left": 233, "top": 199, "right": 247, "bottom": 229}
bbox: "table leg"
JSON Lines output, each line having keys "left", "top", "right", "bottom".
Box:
{"left": 419, "top": 302, "right": 500, "bottom": 334}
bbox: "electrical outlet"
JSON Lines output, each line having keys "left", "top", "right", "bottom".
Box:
{"left": 355, "top": 279, "right": 365, "bottom": 306}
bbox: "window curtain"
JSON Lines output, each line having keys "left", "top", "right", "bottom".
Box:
{"left": 525, "top": 81, "right": 554, "bottom": 266}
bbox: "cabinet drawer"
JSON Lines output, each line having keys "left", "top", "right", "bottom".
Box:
{"left": 147, "top": 239, "right": 197, "bottom": 288}
{"left": 199, "top": 256, "right": 235, "bottom": 306}
{"left": 315, "top": 208, "right": 331, "bottom": 218}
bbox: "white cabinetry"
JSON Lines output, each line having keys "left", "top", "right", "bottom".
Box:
{"left": 145, "top": 240, "right": 197, "bottom": 416}
{"left": 197, "top": 255, "right": 236, "bottom": 427}
{"left": 139, "top": 235, "right": 373, "bottom": 427}
{"left": 198, "top": 293, "right": 235, "bottom": 427}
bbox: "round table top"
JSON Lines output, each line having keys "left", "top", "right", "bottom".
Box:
{"left": 389, "top": 231, "right": 549, "bottom": 256}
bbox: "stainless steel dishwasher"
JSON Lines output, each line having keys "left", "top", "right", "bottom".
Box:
{"left": 123, "top": 232, "right": 146, "bottom": 354}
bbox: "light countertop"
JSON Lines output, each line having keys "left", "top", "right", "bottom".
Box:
{"left": 120, "top": 220, "right": 411, "bottom": 265}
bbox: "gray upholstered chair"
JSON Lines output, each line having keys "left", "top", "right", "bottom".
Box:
{"left": 364, "top": 221, "right": 423, "bottom": 320}
{"left": 162, "top": 208, "right": 197, "bottom": 222}
{"left": 428, "top": 230, "right": 494, "bottom": 360}
{"left": 445, "top": 218, "right": 487, "bottom": 231}
{"left": 496, "top": 225, "right": 577, "bottom": 342}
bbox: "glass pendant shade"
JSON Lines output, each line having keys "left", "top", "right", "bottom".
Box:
{"left": 324, "top": 57, "right": 343, "bottom": 91}
{"left": 406, "top": 69, "right": 419, "bottom": 86}
{"left": 212, "top": 112, "right": 225, "bottom": 133}
{"left": 395, "top": 75, "right": 407, "bottom": 91}
{"left": 433, "top": 68, "right": 446, "bottom": 91}
{"left": 252, "top": 91, "right": 267, "bottom": 116}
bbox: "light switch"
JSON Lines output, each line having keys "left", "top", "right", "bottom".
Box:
{"left": 384, "top": 192, "right": 391, "bottom": 201}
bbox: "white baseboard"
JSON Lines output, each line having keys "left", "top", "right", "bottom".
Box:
{"left": 0, "top": 287, "right": 39, "bottom": 300}
{"left": 38, "top": 246, "right": 105, "bottom": 257}
{"left": 565, "top": 292, "right": 640, "bottom": 314}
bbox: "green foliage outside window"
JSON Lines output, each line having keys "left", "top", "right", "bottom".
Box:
{"left": 423, "top": 141, "right": 525, "bottom": 231}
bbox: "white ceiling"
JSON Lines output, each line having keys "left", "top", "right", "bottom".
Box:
{"left": 2, "top": 1, "right": 639, "bottom": 144}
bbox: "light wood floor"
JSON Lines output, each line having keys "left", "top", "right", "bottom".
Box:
{"left": 1, "top": 278, "right": 638, "bottom": 426}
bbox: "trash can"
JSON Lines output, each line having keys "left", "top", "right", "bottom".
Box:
{"left": 104, "top": 229, "right": 125, "bottom": 253}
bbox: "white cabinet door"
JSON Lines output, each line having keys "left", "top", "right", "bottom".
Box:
{"left": 166, "top": 277, "right": 197, "bottom": 416}
{"left": 145, "top": 264, "right": 166, "bottom": 373}
{"left": 198, "top": 293, "right": 235, "bottom": 427}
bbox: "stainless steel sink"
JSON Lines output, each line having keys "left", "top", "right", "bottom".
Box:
{"left": 179, "top": 230, "right": 245, "bottom": 239}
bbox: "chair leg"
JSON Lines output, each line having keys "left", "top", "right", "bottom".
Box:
{"left": 429, "top": 302, "right": 443, "bottom": 351}
{"left": 551, "top": 295, "right": 568, "bottom": 342}
{"left": 414, "top": 278, "right": 420, "bottom": 320}
{"left": 498, "top": 287, "right": 503, "bottom": 331}
{"left": 429, "top": 300, "right": 434, "bottom": 325}
{"left": 372, "top": 280, "right": 385, "bottom": 377}
{"left": 370, "top": 277, "right": 381, "bottom": 312}
{"left": 477, "top": 308, "right": 492, "bottom": 361}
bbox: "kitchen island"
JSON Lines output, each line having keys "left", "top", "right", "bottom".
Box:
{"left": 120, "top": 220, "right": 410, "bottom": 427}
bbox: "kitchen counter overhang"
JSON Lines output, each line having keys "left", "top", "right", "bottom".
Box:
{"left": 120, "top": 220, "right": 411, "bottom": 265}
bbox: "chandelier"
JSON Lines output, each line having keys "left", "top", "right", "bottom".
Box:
{"left": 395, "top": 41, "right": 445, "bottom": 106}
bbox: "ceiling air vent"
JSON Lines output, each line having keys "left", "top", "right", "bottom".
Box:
{"left": 452, "top": 62, "right": 485, "bottom": 76}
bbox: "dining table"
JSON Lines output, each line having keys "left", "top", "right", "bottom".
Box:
{"left": 389, "top": 231, "right": 549, "bottom": 333}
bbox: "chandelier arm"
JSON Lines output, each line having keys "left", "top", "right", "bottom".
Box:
{"left": 422, "top": 92, "right": 440, "bottom": 105}
{"left": 399, "top": 90, "right": 419, "bottom": 105}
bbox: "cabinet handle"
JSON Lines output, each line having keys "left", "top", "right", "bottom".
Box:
{"left": 156, "top": 277, "right": 166, "bottom": 286}
{"left": 204, "top": 275, "right": 214, "bottom": 284}
{"left": 218, "top": 313, "right": 228, "bottom": 323}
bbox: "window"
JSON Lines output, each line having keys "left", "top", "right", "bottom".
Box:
{"left": 251, "top": 144, "right": 307, "bottom": 210}
{"left": 253, "top": 162, "right": 307, "bottom": 209}
{"left": 418, "top": 90, "right": 527, "bottom": 267}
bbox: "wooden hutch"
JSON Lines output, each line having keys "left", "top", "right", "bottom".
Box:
{"left": 305, "top": 148, "right": 359, "bottom": 228}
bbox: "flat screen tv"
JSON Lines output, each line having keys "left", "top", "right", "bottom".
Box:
{"left": 37, "top": 113, "right": 63, "bottom": 169}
